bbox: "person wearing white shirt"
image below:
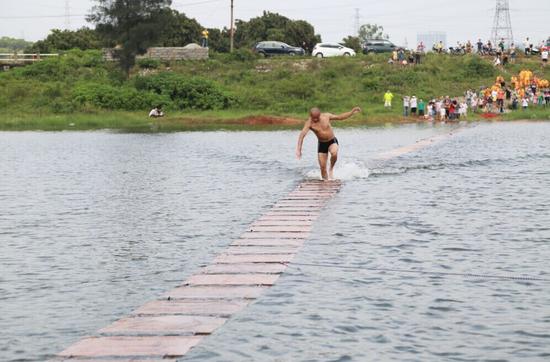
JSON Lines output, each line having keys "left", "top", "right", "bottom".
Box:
{"left": 522, "top": 97, "right": 529, "bottom": 110}
{"left": 410, "top": 96, "right": 418, "bottom": 115}
{"left": 542, "top": 50, "right": 548, "bottom": 66}
{"left": 149, "top": 107, "right": 165, "bottom": 118}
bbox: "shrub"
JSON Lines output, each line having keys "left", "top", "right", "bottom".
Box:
{"left": 134, "top": 72, "right": 235, "bottom": 110}
{"left": 137, "top": 58, "right": 161, "bottom": 69}
{"left": 72, "top": 83, "right": 167, "bottom": 110}
{"left": 463, "top": 56, "right": 495, "bottom": 77}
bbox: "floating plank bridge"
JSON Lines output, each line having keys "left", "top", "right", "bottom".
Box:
{"left": 55, "top": 130, "right": 459, "bottom": 361}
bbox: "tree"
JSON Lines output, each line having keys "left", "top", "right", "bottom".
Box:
{"left": 88, "top": 0, "right": 172, "bottom": 76}
{"left": 0, "top": 37, "right": 33, "bottom": 53}
{"left": 234, "top": 12, "right": 321, "bottom": 51}
{"left": 207, "top": 28, "right": 230, "bottom": 53}
{"left": 341, "top": 36, "right": 362, "bottom": 53}
{"left": 26, "top": 28, "right": 102, "bottom": 53}
{"left": 155, "top": 9, "right": 202, "bottom": 46}
{"left": 358, "top": 24, "right": 389, "bottom": 43}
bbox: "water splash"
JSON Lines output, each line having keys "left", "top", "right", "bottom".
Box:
{"left": 304, "top": 161, "right": 370, "bottom": 181}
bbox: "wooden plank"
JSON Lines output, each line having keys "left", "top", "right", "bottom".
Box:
{"left": 224, "top": 246, "right": 301, "bottom": 255}
{"left": 184, "top": 274, "right": 279, "bottom": 286}
{"left": 247, "top": 226, "right": 311, "bottom": 232}
{"left": 55, "top": 359, "right": 175, "bottom": 362}
{"left": 258, "top": 215, "right": 317, "bottom": 221}
{"left": 99, "top": 315, "right": 226, "bottom": 335}
{"left": 200, "top": 263, "right": 288, "bottom": 275}
{"left": 133, "top": 299, "right": 250, "bottom": 316}
{"left": 251, "top": 220, "right": 312, "bottom": 226}
{"left": 240, "top": 232, "right": 309, "bottom": 239}
{"left": 231, "top": 238, "right": 305, "bottom": 247}
{"left": 164, "top": 286, "right": 268, "bottom": 300}
{"left": 58, "top": 336, "right": 203, "bottom": 358}
{"left": 214, "top": 253, "right": 294, "bottom": 264}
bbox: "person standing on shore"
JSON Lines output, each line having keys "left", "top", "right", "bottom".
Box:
{"left": 410, "top": 96, "right": 418, "bottom": 116}
{"left": 418, "top": 99, "right": 426, "bottom": 118}
{"left": 296, "top": 107, "right": 362, "bottom": 181}
{"left": 384, "top": 90, "right": 394, "bottom": 108}
{"left": 403, "top": 96, "right": 410, "bottom": 116}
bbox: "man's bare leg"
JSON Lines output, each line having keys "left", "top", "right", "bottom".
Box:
{"left": 328, "top": 143, "right": 339, "bottom": 180}
{"left": 317, "top": 153, "right": 329, "bottom": 181}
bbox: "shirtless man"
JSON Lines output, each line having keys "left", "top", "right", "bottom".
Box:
{"left": 296, "top": 107, "right": 362, "bottom": 181}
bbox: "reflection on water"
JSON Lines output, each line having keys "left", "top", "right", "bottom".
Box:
{"left": 1, "top": 123, "right": 549, "bottom": 361}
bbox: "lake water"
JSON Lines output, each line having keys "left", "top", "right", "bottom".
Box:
{"left": 1, "top": 123, "right": 549, "bottom": 361}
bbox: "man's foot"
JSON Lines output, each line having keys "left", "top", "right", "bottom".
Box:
{"left": 329, "top": 169, "right": 335, "bottom": 180}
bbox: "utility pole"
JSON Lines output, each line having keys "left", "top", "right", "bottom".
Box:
{"left": 65, "top": 0, "right": 71, "bottom": 30}
{"left": 354, "top": 8, "right": 360, "bottom": 36}
{"left": 230, "top": 0, "right": 234, "bottom": 52}
{"left": 491, "top": 0, "right": 514, "bottom": 46}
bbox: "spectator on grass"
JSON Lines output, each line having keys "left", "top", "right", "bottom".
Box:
{"left": 497, "top": 89, "right": 505, "bottom": 113}
{"left": 545, "top": 90, "right": 550, "bottom": 106}
{"left": 459, "top": 101, "right": 468, "bottom": 119}
{"left": 522, "top": 97, "right": 529, "bottom": 110}
{"left": 477, "top": 39, "right": 483, "bottom": 53}
{"left": 414, "top": 50, "right": 421, "bottom": 64}
{"left": 418, "top": 99, "right": 425, "bottom": 117}
{"left": 410, "top": 96, "right": 418, "bottom": 115}
{"left": 435, "top": 41, "right": 444, "bottom": 53}
{"left": 149, "top": 106, "right": 165, "bottom": 118}
{"left": 510, "top": 43, "right": 516, "bottom": 63}
{"left": 524, "top": 37, "right": 530, "bottom": 55}
{"left": 384, "top": 90, "right": 394, "bottom": 108}
{"left": 498, "top": 38, "right": 505, "bottom": 53}
{"left": 537, "top": 93, "right": 544, "bottom": 107}
{"left": 542, "top": 49, "right": 548, "bottom": 66}
{"left": 201, "top": 29, "right": 209, "bottom": 48}
{"left": 403, "top": 96, "right": 410, "bottom": 116}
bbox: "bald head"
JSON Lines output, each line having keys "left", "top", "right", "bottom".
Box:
{"left": 310, "top": 107, "right": 321, "bottom": 121}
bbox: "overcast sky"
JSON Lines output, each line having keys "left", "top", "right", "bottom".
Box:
{"left": 2, "top": 0, "right": 549, "bottom": 45}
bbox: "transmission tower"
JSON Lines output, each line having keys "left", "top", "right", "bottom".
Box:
{"left": 354, "top": 8, "right": 361, "bottom": 36}
{"left": 65, "top": 0, "right": 71, "bottom": 30}
{"left": 491, "top": 0, "right": 513, "bottom": 46}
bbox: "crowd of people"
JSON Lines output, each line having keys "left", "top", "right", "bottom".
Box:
{"left": 386, "top": 36, "right": 549, "bottom": 67}
{"left": 384, "top": 70, "right": 550, "bottom": 122}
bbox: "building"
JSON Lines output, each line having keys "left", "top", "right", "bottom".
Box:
{"left": 417, "top": 32, "right": 447, "bottom": 51}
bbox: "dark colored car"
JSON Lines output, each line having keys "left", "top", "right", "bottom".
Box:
{"left": 362, "top": 39, "right": 400, "bottom": 54}
{"left": 253, "top": 41, "right": 305, "bottom": 57}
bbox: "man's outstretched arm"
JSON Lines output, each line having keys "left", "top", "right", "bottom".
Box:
{"left": 329, "top": 107, "right": 362, "bottom": 121}
{"left": 296, "top": 119, "right": 311, "bottom": 159}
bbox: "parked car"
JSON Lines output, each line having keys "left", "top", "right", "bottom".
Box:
{"left": 253, "top": 41, "right": 305, "bottom": 57}
{"left": 312, "top": 43, "right": 356, "bottom": 58}
{"left": 362, "top": 39, "right": 400, "bottom": 54}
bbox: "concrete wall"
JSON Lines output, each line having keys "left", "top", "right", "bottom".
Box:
{"left": 103, "top": 44, "right": 209, "bottom": 62}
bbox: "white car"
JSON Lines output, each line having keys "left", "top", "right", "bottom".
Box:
{"left": 312, "top": 43, "right": 356, "bottom": 58}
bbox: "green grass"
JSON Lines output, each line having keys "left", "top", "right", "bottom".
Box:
{"left": 1, "top": 50, "right": 549, "bottom": 131}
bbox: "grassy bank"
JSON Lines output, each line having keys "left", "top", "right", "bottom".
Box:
{"left": 1, "top": 50, "right": 549, "bottom": 131}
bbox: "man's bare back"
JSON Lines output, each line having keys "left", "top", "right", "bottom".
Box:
{"left": 296, "top": 107, "right": 361, "bottom": 180}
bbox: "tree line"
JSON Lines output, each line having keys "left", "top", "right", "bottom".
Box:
{"left": 6, "top": 0, "right": 388, "bottom": 76}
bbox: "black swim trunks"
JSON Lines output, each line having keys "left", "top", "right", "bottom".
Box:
{"left": 318, "top": 138, "right": 338, "bottom": 154}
